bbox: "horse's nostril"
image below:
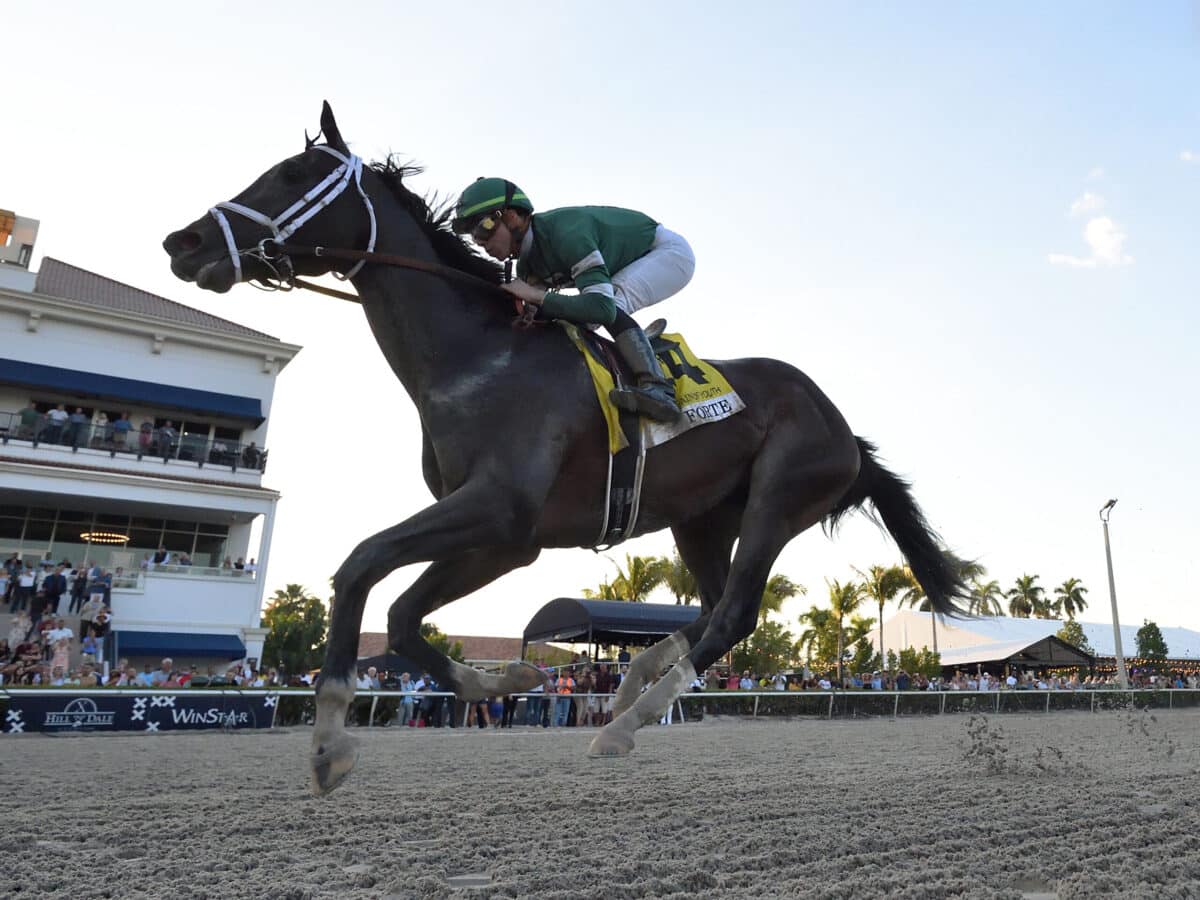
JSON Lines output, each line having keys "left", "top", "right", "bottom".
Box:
{"left": 163, "top": 229, "right": 203, "bottom": 254}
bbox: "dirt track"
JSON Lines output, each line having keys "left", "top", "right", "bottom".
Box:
{"left": 3, "top": 709, "right": 1198, "bottom": 899}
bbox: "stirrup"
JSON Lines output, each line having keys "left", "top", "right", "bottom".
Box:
{"left": 609, "top": 385, "right": 682, "bottom": 423}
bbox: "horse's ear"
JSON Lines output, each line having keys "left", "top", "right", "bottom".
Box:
{"left": 320, "top": 101, "right": 349, "bottom": 154}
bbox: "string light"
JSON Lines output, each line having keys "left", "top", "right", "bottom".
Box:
{"left": 79, "top": 531, "right": 130, "bottom": 544}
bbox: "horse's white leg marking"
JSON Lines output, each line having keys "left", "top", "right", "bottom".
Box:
{"left": 589, "top": 658, "right": 697, "bottom": 758}
{"left": 612, "top": 632, "right": 689, "bottom": 718}
{"left": 448, "top": 660, "right": 548, "bottom": 702}
{"left": 310, "top": 678, "right": 360, "bottom": 796}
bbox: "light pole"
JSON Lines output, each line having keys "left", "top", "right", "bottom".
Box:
{"left": 1100, "top": 499, "right": 1129, "bottom": 689}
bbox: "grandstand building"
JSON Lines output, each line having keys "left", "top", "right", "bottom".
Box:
{"left": 0, "top": 210, "right": 300, "bottom": 667}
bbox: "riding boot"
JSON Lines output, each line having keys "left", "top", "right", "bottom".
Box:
{"left": 609, "top": 328, "right": 682, "bottom": 422}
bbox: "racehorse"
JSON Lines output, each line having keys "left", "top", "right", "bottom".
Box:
{"left": 164, "top": 103, "right": 969, "bottom": 795}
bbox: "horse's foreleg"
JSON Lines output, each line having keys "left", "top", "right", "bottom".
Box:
{"left": 610, "top": 509, "right": 738, "bottom": 717}
{"left": 385, "top": 546, "right": 546, "bottom": 701}
{"left": 312, "top": 485, "right": 539, "bottom": 796}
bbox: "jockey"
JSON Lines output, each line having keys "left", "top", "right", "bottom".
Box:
{"left": 452, "top": 177, "right": 695, "bottom": 422}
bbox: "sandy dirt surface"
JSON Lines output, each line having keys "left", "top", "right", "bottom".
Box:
{"left": 3, "top": 708, "right": 1198, "bottom": 899}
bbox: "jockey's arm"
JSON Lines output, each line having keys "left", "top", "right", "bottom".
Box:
{"left": 538, "top": 250, "right": 617, "bottom": 327}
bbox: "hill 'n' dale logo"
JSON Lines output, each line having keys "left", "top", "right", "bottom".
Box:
{"left": 44, "top": 697, "right": 116, "bottom": 729}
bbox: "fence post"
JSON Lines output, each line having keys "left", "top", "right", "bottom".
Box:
{"left": 893, "top": 692, "right": 900, "bottom": 718}
{"left": 828, "top": 692, "right": 834, "bottom": 719}
{"left": 994, "top": 691, "right": 999, "bottom": 714}
{"left": 753, "top": 694, "right": 760, "bottom": 718}
{"left": 939, "top": 692, "right": 945, "bottom": 715}
{"left": 369, "top": 695, "right": 378, "bottom": 728}
{"left": 1045, "top": 692, "right": 1050, "bottom": 714}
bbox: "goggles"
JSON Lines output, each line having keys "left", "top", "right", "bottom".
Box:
{"left": 470, "top": 213, "right": 501, "bottom": 242}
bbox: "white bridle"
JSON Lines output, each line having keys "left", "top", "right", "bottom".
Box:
{"left": 208, "top": 144, "right": 378, "bottom": 286}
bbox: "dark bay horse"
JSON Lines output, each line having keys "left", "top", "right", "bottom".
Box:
{"left": 164, "top": 103, "right": 969, "bottom": 795}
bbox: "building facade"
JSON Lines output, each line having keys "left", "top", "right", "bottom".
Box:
{"left": 0, "top": 219, "right": 300, "bottom": 669}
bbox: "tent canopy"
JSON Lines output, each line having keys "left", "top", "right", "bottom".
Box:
{"left": 114, "top": 630, "right": 246, "bottom": 659}
{"left": 523, "top": 598, "right": 701, "bottom": 647}
{"left": 938, "top": 635, "right": 1094, "bottom": 670}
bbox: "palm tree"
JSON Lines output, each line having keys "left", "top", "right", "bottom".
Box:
{"left": 796, "top": 605, "right": 834, "bottom": 668}
{"left": 759, "top": 573, "right": 805, "bottom": 622}
{"left": 968, "top": 579, "right": 1005, "bottom": 616}
{"left": 581, "top": 578, "right": 620, "bottom": 600}
{"left": 583, "top": 553, "right": 668, "bottom": 601}
{"left": 1006, "top": 574, "right": 1045, "bottom": 619}
{"left": 854, "top": 564, "right": 910, "bottom": 669}
{"left": 899, "top": 566, "right": 939, "bottom": 655}
{"left": 827, "top": 578, "right": 865, "bottom": 683}
{"left": 1053, "top": 578, "right": 1088, "bottom": 620}
{"left": 662, "top": 550, "right": 700, "bottom": 605}
{"left": 614, "top": 553, "right": 669, "bottom": 602}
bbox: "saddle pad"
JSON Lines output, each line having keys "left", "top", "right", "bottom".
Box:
{"left": 561, "top": 324, "right": 745, "bottom": 453}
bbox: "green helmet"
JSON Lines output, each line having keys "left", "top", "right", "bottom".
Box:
{"left": 452, "top": 177, "right": 533, "bottom": 232}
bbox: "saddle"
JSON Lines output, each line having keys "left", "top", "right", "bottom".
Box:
{"left": 560, "top": 319, "right": 746, "bottom": 548}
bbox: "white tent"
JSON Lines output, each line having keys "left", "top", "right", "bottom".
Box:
{"left": 873, "top": 610, "right": 1200, "bottom": 660}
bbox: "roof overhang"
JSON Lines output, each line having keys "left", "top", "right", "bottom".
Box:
{"left": 0, "top": 357, "right": 264, "bottom": 424}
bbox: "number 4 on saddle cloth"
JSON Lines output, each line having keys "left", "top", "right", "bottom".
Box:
{"left": 561, "top": 320, "right": 746, "bottom": 548}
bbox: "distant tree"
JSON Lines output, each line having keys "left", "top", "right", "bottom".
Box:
{"left": 898, "top": 646, "right": 941, "bottom": 679}
{"left": 827, "top": 579, "right": 866, "bottom": 683}
{"left": 420, "top": 622, "right": 464, "bottom": 663}
{"left": 261, "top": 584, "right": 328, "bottom": 676}
{"left": 1135, "top": 620, "right": 1168, "bottom": 666}
{"left": 854, "top": 564, "right": 911, "bottom": 670}
{"left": 1053, "top": 578, "right": 1088, "bottom": 620}
{"left": 968, "top": 579, "right": 1005, "bottom": 616}
{"left": 662, "top": 550, "right": 700, "bottom": 605}
{"left": 732, "top": 620, "right": 795, "bottom": 675}
{"left": 1056, "top": 620, "right": 1094, "bottom": 655}
{"left": 759, "top": 573, "right": 806, "bottom": 622}
{"left": 900, "top": 566, "right": 940, "bottom": 654}
{"left": 583, "top": 553, "right": 669, "bottom": 602}
{"left": 1006, "top": 574, "right": 1046, "bottom": 619}
{"left": 796, "top": 605, "right": 837, "bottom": 669}
{"left": 849, "top": 637, "right": 877, "bottom": 675}
{"left": 581, "top": 579, "right": 621, "bottom": 601}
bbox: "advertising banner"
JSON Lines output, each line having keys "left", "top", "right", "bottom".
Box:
{"left": 3, "top": 691, "right": 280, "bottom": 734}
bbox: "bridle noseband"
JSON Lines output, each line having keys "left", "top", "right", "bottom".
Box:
{"left": 208, "top": 145, "right": 377, "bottom": 291}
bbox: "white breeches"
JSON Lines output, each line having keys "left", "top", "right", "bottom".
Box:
{"left": 612, "top": 225, "right": 695, "bottom": 316}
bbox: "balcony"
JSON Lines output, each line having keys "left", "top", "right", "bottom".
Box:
{"left": 0, "top": 410, "right": 267, "bottom": 481}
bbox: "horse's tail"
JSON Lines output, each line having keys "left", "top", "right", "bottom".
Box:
{"left": 825, "top": 436, "right": 970, "bottom": 616}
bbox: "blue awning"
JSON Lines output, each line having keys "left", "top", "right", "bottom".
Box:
{"left": 0, "top": 358, "right": 263, "bottom": 424}
{"left": 114, "top": 630, "right": 247, "bottom": 659}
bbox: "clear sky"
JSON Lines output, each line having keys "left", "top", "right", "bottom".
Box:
{"left": 4, "top": 3, "right": 1198, "bottom": 641}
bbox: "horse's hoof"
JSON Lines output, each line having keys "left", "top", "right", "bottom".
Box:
{"left": 588, "top": 727, "right": 635, "bottom": 758}
{"left": 501, "top": 661, "right": 548, "bottom": 694}
{"left": 311, "top": 733, "right": 360, "bottom": 796}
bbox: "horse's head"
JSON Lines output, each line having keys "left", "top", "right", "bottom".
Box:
{"left": 163, "top": 102, "right": 376, "bottom": 293}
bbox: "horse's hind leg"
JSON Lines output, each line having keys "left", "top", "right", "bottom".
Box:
{"left": 591, "top": 436, "right": 858, "bottom": 757}
{"left": 385, "top": 545, "right": 547, "bottom": 701}
{"left": 610, "top": 505, "right": 739, "bottom": 718}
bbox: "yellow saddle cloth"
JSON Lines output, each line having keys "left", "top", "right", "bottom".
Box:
{"left": 561, "top": 323, "right": 746, "bottom": 454}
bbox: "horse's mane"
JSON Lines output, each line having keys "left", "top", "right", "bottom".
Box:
{"left": 367, "top": 156, "right": 504, "bottom": 287}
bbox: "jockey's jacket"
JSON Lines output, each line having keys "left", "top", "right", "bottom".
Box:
{"left": 516, "top": 206, "right": 659, "bottom": 327}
